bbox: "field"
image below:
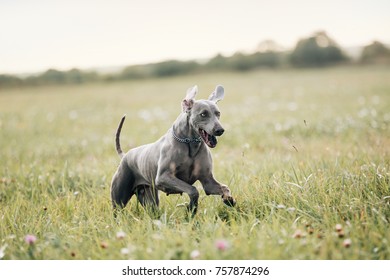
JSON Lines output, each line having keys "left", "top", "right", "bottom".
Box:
{"left": 0, "top": 66, "right": 389, "bottom": 260}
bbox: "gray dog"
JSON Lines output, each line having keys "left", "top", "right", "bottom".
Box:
{"left": 111, "top": 85, "right": 236, "bottom": 214}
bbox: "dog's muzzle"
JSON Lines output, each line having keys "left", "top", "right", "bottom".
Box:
{"left": 199, "top": 128, "right": 224, "bottom": 148}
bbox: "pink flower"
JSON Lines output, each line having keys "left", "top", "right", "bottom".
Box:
{"left": 25, "top": 234, "right": 37, "bottom": 245}
{"left": 292, "top": 229, "right": 304, "bottom": 239}
{"left": 215, "top": 239, "right": 230, "bottom": 251}
{"left": 100, "top": 241, "right": 109, "bottom": 249}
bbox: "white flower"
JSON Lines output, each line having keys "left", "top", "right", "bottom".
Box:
{"left": 120, "top": 248, "right": 130, "bottom": 255}
{"left": 343, "top": 239, "right": 352, "bottom": 248}
{"left": 152, "top": 220, "right": 163, "bottom": 229}
{"left": 0, "top": 244, "right": 8, "bottom": 259}
{"left": 190, "top": 250, "right": 200, "bottom": 259}
{"left": 116, "top": 231, "right": 126, "bottom": 240}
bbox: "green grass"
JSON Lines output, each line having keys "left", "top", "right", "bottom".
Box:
{"left": 0, "top": 66, "right": 389, "bottom": 259}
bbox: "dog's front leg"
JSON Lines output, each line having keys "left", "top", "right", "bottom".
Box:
{"left": 200, "top": 176, "right": 236, "bottom": 207}
{"left": 155, "top": 173, "right": 199, "bottom": 214}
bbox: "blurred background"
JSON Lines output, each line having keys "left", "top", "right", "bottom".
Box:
{"left": 1, "top": 0, "right": 389, "bottom": 85}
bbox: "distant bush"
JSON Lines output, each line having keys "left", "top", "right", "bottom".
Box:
{"left": 0, "top": 74, "right": 23, "bottom": 88}
{"left": 151, "top": 60, "right": 200, "bottom": 77}
{"left": 38, "top": 68, "right": 98, "bottom": 85}
{"left": 228, "top": 52, "right": 255, "bottom": 71}
{"left": 360, "top": 41, "right": 390, "bottom": 64}
{"left": 0, "top": 68, "right": 99, "bottom": 88}
{"left": 206, "top": 51, "right": 282, "bottom": 72}
{"left": 248, "top": 51, "right": 281, "bottom": 68}
{"left": 119, "top": 65, "right": 151, "bottom": 80}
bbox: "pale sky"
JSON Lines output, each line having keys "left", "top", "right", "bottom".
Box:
{"left": 1, "top": 0, "right": 389, "bottom": 74}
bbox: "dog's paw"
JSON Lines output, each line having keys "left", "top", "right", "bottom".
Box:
{"left": 222, "top": 195, "right": 236, "bottom": 207}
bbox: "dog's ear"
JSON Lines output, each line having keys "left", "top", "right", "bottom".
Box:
{"left": 208, "top": 85, "right": 224, "bottom": 103}
{"left": 182, "top": 85, "right": 198, "bottom": 112}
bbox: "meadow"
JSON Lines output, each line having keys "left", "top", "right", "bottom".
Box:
{"left": 0, "top": 66, "right": 389, "bottom": 260}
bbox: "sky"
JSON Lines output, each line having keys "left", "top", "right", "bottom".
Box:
{"left": 1, "top": 0, "right": 389, "bottom": 74}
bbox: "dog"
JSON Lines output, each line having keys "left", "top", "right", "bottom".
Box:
{"left": 111, "top": 85, "right": 235, "bottom": 215}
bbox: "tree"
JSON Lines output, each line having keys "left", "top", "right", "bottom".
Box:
{"left": 360, "top": 41, "right": 390, "bottom": 64}
{"left": 39, "top": 69, "right": 67, "bottom": 84}
{"left": 290, "top": 31, "right": 348, "bottom": 67}
{"left": 206, "top": 54, "right": 228, "bottom": 71}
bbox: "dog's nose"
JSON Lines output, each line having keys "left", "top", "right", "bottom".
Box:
{"left": 214, "top": 128, "right": 225, "bottom": 136}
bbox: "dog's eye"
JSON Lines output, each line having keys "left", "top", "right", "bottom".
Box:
{"left": 200, "top": 112, "right": 208, "bottom": 118}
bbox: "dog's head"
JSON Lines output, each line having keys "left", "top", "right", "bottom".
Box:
{"left": 182, "top": 85, "right": 225, "bottom": 148}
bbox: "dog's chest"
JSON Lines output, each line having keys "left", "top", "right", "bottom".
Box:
{"left": 174, "top": 157, "right": 204, "bottom": 184}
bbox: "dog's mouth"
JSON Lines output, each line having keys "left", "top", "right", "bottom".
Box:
{"left": 199, "top": 129, "right": 218, "bottom": 148}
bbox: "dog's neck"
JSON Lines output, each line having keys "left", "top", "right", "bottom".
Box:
{"left": 173, "top": 113, "right": 199, "bottom": 139}
{"left": 172, "top": 113, "right": 203, "bottom": 157}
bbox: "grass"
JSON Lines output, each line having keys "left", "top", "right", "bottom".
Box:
{"left": 0, "top": 66, "right": 389, "bottom": 260}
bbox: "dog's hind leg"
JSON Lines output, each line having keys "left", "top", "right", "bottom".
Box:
{"left": 111, "top": 163, "right": 135, "bottom": 210}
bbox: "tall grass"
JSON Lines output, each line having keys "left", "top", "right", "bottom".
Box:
{"left": 0, "top": 66, "right": 389, "bottom": 259}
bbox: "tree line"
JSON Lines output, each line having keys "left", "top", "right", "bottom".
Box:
{"left": 1, "top": 31, "right": 389, "bottom": 89}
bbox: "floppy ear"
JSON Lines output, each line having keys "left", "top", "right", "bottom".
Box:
{"left": 208, "top": 85, "right": 224, "bottom": 103}
{"left": 182, "top": 85, "right": 198, "bottom": 112}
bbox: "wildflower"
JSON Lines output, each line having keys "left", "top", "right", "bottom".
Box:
{"left": 335, "top": 224, "right": 343, "bottom": 232}
{"left": 215, "top": 239, "right": 230, "bottom": 251}
{"left": 0, "top": 244, "right": 7, "bottom": 259}
{"left": 337, "top": 230, "right": 345, "bottom": 238}
{"left": 100, "top": 241, "right": 109, "bottom": 249}
{"left": 121, "top": 248, "right": 130, "bottom": 255}
{"left": 116, "top": 231, "right": 126, "bottom": 240}
{"left": 152, "top": 220, "right": 163, "bottom": 229}
{"left": 190, "top": 250, "right": 200, "bottom": 259}
{"left": 292, "top": 229, "right": 304, "bottom": 239}
{"left": 343, "top": 238, "right": 352, "bottom": 248}
{"left": 25, "top": 234, "right": 37, "bottom": 260}
{"left": 25, "top": 234, "right": 37, "bottom": 245}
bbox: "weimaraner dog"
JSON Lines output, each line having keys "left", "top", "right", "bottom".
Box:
{"left": 111, "top": 85, "right": 236, "bottom": 215}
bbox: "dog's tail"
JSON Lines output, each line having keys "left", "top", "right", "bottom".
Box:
{"left": 115, "top": 115, "right": 126, "bottom": 159}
